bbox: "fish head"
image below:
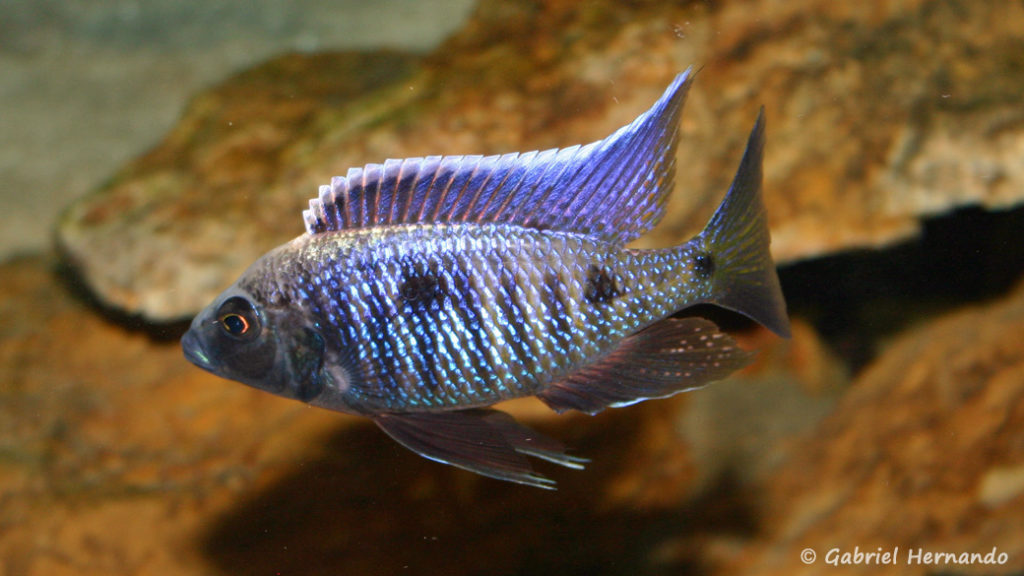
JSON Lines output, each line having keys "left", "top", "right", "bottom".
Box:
{"left": 181, "top": 279, "right": 328, "bottom": 403}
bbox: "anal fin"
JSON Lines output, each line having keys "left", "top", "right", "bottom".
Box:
{"left": 538, "top": 317, "right": 753, "bottom": 415}
{"left": 374, "top": 408, "right": 586, "bottom": 489}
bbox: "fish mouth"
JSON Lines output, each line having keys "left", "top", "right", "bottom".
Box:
{"left": 181, "top": 329, "right": 216, "bottom": 372}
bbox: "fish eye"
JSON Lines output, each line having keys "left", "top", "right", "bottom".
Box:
{"left": 216, "top": 296, "right": 261, "bottom": 341}
{"left": 221, "top": 313, "right": 250, "bottom": 336}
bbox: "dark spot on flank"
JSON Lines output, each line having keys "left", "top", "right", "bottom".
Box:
{"left": 399, "top": 271, "right": 445, "bottom": 305}
{"left": 693, "top": 252, "right": 715, "bottom": 279}
{"left": 584, "top": 265, "right": 621, "bottom": 303}
{"left": 397, "top": 259, "right": 447, "bottom": 390}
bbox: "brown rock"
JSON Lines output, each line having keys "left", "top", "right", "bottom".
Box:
{"left": 718, "top": 279, "right": 1024, "bottom": 575}
{"left": 57, "top": 0, "right": 1024, "bottom": 321}
{"left": 57, "top": 50, "right": 422, "bottom": 320}
{"left": 1, "top": 254, "right": 851, "bottom": 575}
{"left": 0, "top": 255, "right": 343, "bottom": 574}
{"left": 681, "top": 319, "right": 848, "bottom": 494}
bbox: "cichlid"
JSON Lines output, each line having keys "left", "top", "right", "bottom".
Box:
{"left": 181, "top": 69, "right": 790, "bottom": 488}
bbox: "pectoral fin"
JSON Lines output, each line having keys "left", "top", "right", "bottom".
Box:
{"left": 374, "top": 408, "right": 587, "bottom": 489}
{"left": 538, "top": 317, "right": 753, "bottom": 415}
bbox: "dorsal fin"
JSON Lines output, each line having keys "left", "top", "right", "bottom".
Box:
{"left": 303, "top": 69, "right": 695, "bottom": 244}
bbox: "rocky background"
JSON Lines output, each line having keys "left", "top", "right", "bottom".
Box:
{"left": 0, "top": 0, "right": 476, "bottom": 260}
{"left": 3, "top": 0, "right": 1024, "bottom": 575}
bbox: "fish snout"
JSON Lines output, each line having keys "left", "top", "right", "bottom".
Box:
{"left": 181, "top": 328, "right": 216, "bottom": 372}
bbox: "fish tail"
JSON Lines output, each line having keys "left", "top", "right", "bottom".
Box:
{"left": 535, "top": 110, "right": 787, "bottom": 417}
{"left": 693, "top": 109, "right": 790, "bottom": 337}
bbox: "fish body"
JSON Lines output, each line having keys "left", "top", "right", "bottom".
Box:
{"left": 243, "top": 222, "right": 716, "bottom": 413}
{"left": 182, "top": 69, "right": 790, "bottom": 488}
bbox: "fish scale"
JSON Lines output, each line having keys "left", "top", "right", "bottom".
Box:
{"left": 280, "top": 223, "right": 708, "bottom": 412}
{"left": 182, "top": 70, "right": 791, "bottom": 488}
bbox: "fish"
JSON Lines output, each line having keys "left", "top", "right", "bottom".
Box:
{"left": 181, "top": 69, "right": 790, "bottom": 489}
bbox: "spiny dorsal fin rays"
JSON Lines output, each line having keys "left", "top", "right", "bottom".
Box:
{"left": 303, "top": 69, "right": 696, "bottom": 244}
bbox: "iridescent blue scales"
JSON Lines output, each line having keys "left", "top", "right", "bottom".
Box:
{"left": 181, "top": 69, "right": 791, "bottom": 488}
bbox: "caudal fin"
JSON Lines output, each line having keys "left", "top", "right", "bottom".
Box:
{"left": 698, "top": 109, "right": 790, "bottom": 337}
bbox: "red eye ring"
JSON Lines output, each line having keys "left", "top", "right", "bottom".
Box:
{"left": 215, "top": 296, "right": 261, "bottom": 341}
{"left": 220, "top": 313, "right": 250, "bottom": 336}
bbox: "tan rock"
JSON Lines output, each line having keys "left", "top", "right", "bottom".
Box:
{"left": 0, "top": 255, "right": 342, "bottom": 575}
{"left": 721, "top": 279, "right": 1024, "bottom": 575}
{"left": 0, "top": 255, "right": 848, "bottom": 575}
{"left": 57, "top": 0, "right": 1024, "bottom": 320}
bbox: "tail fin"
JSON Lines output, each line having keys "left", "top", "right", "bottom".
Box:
{"left": 698, "top": 109, "right": 790, "bottom": 337}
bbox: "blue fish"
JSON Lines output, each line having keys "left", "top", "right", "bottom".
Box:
{"left": 182, "top": 69, "right": 790, "bottom": 488}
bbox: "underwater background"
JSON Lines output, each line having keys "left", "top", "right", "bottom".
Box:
{"left": 2, "top": 1, "right": 1024, "bottom": 574}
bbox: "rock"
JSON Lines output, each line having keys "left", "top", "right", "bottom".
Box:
{"left": 681, "top": 319, "right": 848, "bottom": 493}
{"left": 57, "top": 50, "right": 422, "bottom": 320}
{"left": 0, "top": 255, "right": 849, "bottom": 575}
{"left": 57, "top": 0, "right": 1024, "bottom": 321}
{"left": 0, "top": 255, "right": 342, "bottom": 574}
{"left": 714, "top": 279, "right": 1024, "bottom": 575}
{"left": 0, "top": 1, "right": 475, "bottom": 261}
